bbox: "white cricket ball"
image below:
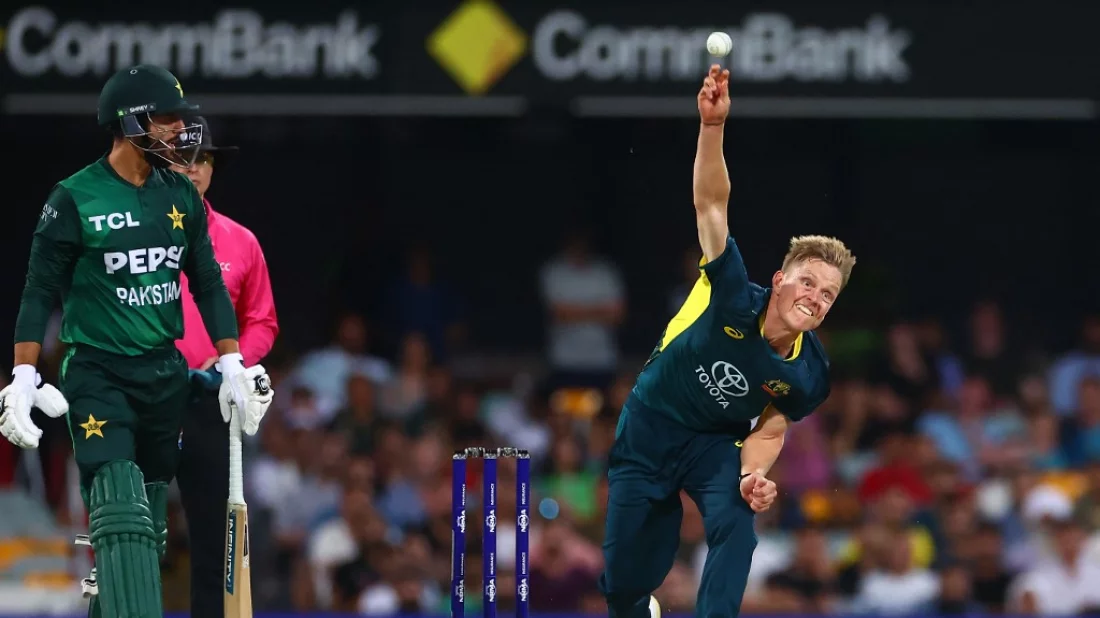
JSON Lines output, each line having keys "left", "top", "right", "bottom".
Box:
{"left": 706, "top": 31, "right": 732, "bottom": 57}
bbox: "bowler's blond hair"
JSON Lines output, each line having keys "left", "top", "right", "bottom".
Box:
{"left": 782, "top": 235, "right": 856, "bottom": 290}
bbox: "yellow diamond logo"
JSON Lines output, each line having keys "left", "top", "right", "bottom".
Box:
{"left": 428, "top": 0, "right": 527, "bottom": 95}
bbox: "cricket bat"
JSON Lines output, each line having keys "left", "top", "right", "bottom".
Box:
{"left": 224, "top": 399, "right": 253, "bottom": 617}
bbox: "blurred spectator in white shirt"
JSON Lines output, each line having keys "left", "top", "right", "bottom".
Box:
{"left": 1008, "top": 510, "right": 1100, "bottom": 615}
{"left": 851, "top": 532, "right": 939, "bottom": 615}
{"left": 288, "top": 312, "right": 392, "bottom": 417}
{"left": 540, "top": 229, "right": 626, "bottom": 390}
{"left": 308, "top": 488, "right": 375, "bottom": 608}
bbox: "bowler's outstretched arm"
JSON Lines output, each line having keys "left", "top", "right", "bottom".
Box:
{"left": 694, "top": 66, "right": 732, "bottom": 263}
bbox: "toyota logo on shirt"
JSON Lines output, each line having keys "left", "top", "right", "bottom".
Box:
{"left": 695, "top": 361, "right": 749, "bottom": 408}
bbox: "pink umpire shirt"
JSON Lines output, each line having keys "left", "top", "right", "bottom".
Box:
{"left": 176, "top": 198, "right": 278, "bottom": 368}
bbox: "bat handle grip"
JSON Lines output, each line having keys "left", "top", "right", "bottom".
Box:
{"left": 228, "top": 405, "right": 245, "bottom": 505}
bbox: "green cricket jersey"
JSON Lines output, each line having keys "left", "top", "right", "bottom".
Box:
{"left": 632, "top": 236, "right": 830, "bottom": 435}
{"left": 14, "top": 156, "right": 238, "bottom": 356}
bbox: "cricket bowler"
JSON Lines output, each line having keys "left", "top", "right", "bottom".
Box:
{"left": 172, "top": 116, "right": 279, "bottom": 617}
{"left": 598, "top": 65, "right": 856, "bottom": 618}
{"left": 0, "top": 64, "right": 274, "bottom": 618}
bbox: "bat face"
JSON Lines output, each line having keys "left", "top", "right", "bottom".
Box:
{"left": 224, "top": 504, "right": 252, "bottom": 617}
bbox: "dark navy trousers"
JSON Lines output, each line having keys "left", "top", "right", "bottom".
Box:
{"left": 599, "top": 395, "right": 757, "bottom": 618}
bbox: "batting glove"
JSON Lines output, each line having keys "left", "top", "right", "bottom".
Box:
{"left": 216, "top": 353, "right": 273, "bottom": 436}
{"left": 0, "top": 365, "right": 70, "bottom": 449}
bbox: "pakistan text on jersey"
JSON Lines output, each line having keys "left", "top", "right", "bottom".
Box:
{"left": 116, "top": 281, "right": 182, "bottom": 307}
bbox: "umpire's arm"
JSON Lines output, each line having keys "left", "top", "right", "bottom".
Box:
{"left": 183, "top": 186, "right": 239, "bottom": 350}
{"left": 235, "top": 232, "right": 278, "bottom": 365}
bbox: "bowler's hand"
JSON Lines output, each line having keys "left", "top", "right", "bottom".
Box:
{"left": 739, "top": 472, "right": 777, "bottom": 513}
{"left": 199, "top": 357, "right": 217, "bottom": 371}
{"left": 698, "top": 64, "right": 730, "bottom": 125}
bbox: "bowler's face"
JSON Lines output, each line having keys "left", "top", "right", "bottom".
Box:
{"left": 772, "top": 259, "right": 842, "bottom": 332}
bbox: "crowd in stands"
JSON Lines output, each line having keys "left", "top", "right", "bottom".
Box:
{"left": 4, "top": 239, "right": 1100, "bottom": 616}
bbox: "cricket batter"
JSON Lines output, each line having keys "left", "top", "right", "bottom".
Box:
{"left": 598, "top": 65, "right": 856, "bottom": 618}
{"left": 0, "top": 64, "right": 274, "bottom": 618}
{"left": 172, "top": 116, "right": 279, "bottom": 617}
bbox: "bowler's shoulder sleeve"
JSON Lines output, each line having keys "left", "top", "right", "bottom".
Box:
{"left": 772, "top": 334, "right": 831, "bottom": 422}
{"left": 773, "top": 378, "right": 830, "bottom": 423}
{"left": 699, "top": 236, "right": 753, "bottom": 314}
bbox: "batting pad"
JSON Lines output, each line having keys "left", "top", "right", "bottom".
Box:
{"left": 89, "top": 460, "right": 163, "bottom": 618}
{"left": 144, "top": 482, "right": 168, "bottom": 559}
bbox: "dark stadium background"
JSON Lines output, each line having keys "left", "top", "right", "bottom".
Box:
{"left": 1, "top": 1, "right": 1099, "bottom": 616}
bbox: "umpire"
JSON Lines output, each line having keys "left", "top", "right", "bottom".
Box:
{"left": 173, "top": 116, "right": 279, "bottom": 616}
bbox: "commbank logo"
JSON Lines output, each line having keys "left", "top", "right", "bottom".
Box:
{"left": 4, "top": 8, "right": 380, "bottom": 80}
{"left": 426, "top": 8, "right": 910, "bottom": 95}
{"left": 427, "top": 0, "right": 527, "bottom": 95}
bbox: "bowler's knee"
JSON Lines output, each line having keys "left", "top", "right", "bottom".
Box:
{"left": 601, "top": 525, "right": 675, "bottom": 601}
{"left": 705, "top": 507, "right": 757, "bottom": 550}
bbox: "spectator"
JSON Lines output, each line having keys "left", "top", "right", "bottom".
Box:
{"left": 874, "top": 322, "right": 937, "bottom": 406}
{"left": 282, "top": 385, "right": 327, "bottom": 430}
{"left": 329, "top": 374, "right": 381, "bottom": 455}
{"left": 1029, "top": 412, "right": 1069, "bottom": 470}
{"left": 249, "top": 415, "right": 300, "bottom": 510}
{"left": 851, "top": 531, "right": 940, "bottom": 615}
{"left": 307, "top": 487, "right": 375, "bottom": 608}
{"left": 404, "top": 366, "right": 456, "bottom": 437}
{"left": 383, "top": 245, "right": 466, "bottom": 362}
{"left": 915, "top": 317, "right": 965, "bottom": 402}
{"left": 271, "top": 430, "right": 344, "bottom": 554}
{"left": 539, "top": 228, "right": 626, "bottom": 390}
{"left": 374, "top": 432, "right": 445, "bottom": 529}
{"left": 1074, "top": 460, "right": 1100, "bottom": 531}
{"left": 288, "top": 312, "right": 393, "bottom": 417}
{"left": 1008, "top": 511, "right": 1100, "bottom": 615}
{"left": 358, "top": 559, "right": 440, "bottom": 614}
{"left": 1048, "top": 314, "right": 1100, "bottom": 416}
{"left": 529, "top": 519, "right": 600, "bottom": 612}
{"left": 967, "top": 522, "right": 1014, "bottom": 613}
{"left": 378, "top": 332, "right": 432, "bottom": 419}
{"left": 857, "top": 432, "right": 934, "bottom": 509}
{"left": 766, "top": 527, "right": 838, "bottom": 612}
{"left": 537, "top": 436, "right": 600, "bottom": 522}
{"left": 918, "top": 374, "right": 1028, "bottom": 481}
{"left": 773, "top": 411, "right": 833, "bottom": 495}
{"left": 1062, "top": 377, "right": 1100, "bottom": 464}
{"left": 934, "top": 562, "right": 981, "bottom": 615}
{"left": 448, "top": 385, "right": 491, "bottom": 448}
{"left": 961, "top": 301, "right": 1022, "bottom": 399}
